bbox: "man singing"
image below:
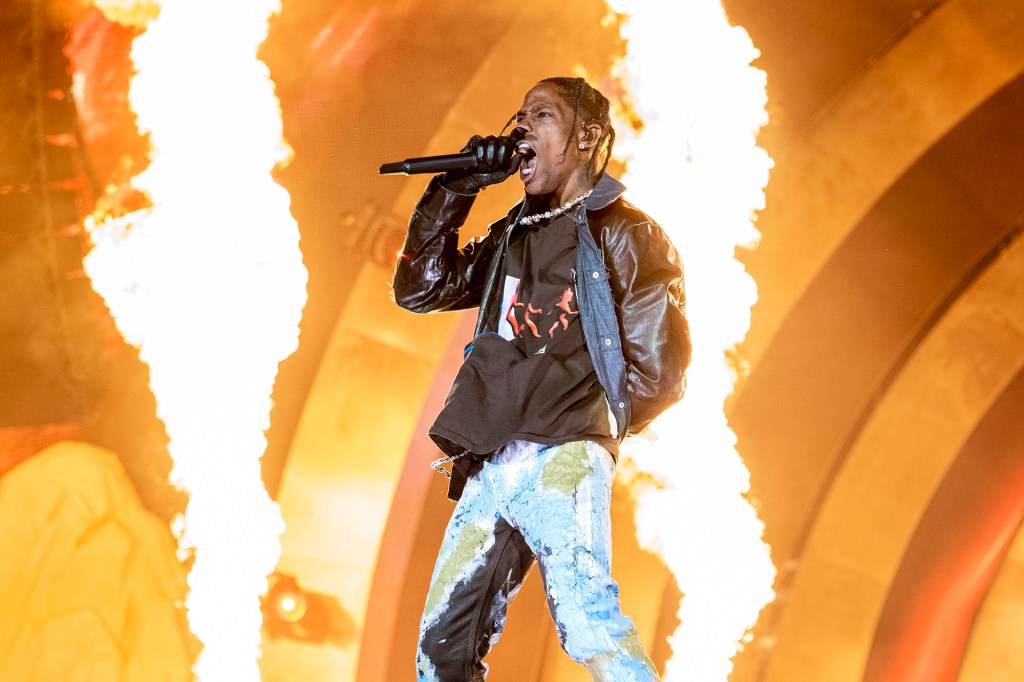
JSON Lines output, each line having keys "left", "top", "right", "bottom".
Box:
{"left": 393, "top": 76, "right": 691, "bottom": 681}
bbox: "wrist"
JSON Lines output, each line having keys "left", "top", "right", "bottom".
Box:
{"left": 438, "top": 173, "right": 482, "bottom": 196}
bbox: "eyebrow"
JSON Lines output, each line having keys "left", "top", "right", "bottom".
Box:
{"left": 516, "top": 102, "right": 557, "bottom": 118}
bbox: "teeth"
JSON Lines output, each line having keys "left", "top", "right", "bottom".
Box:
{"left": 518, "top": 142, "right": 536, "bottom": 178}
{"left": 520, "top": 149, "right": 536, "bottom": 177}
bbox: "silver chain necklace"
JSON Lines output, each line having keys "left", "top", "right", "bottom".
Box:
{"left": 518, "top": 189, "right": 594, "bottom": 226}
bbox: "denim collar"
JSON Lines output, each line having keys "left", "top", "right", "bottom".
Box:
{"left": 585, "top": 172, "right": 626, "bottom": 211}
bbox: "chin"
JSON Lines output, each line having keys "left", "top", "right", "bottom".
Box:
{"left": 521, "top": 180, "right": 543, "bottom": 196}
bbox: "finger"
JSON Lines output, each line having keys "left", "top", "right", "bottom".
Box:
{"left": 462, "top": 135, "right": 484, "bottom": 155}
{"left": 482, "top": 136, "right": 500, "bottom": 171}
{"left": 507, "top": 151, "right": 523, "bottom": 173}
{"left": 496, "top": 137, "right": 513, "bottom": 168}
{"left": 474, "top": 137, "right": 487, "bottom": 170}
{"left": 491, "top": 152, "right": 522, "bottom": 183}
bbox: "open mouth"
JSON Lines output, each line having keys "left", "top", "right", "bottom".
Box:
{"left": 517, "top": 141, "right": 537, "bottom": 178}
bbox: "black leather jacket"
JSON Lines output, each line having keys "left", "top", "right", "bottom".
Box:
{"left": 393, "top": 172, "right": 691, "bottom": 455}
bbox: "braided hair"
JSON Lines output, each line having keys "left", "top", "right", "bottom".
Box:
{"left": 539, "top": 76, "right": 616, "bottom": 182}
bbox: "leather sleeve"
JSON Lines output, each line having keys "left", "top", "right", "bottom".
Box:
{"left": 392, "top": 177, "right": 497, "bottom": 313}
{"left": 603, "top": 216, "right": 692, "bottom": 435}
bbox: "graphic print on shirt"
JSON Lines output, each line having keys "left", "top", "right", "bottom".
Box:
{"left": 497, "top": 275, "right": 579, "bottom": 348}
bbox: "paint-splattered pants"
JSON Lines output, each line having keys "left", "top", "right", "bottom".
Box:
{"left": 416, "top": 440, "right": 660, "bottom": 681}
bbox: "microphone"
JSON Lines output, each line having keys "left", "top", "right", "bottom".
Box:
{"left": 379, "top": 128, "right": 526, "bottom": 176}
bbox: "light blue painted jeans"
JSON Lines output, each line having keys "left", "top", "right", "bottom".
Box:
{"left": 417, "top": 440, "right": 660, "bottom": 681}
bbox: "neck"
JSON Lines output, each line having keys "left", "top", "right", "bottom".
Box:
{"left": 549, "top": 169, "right": 596, "bottom": 209}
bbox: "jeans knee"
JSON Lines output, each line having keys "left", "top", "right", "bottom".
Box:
{"left": 549, "top": 590, "right": 640, "bottom": 662}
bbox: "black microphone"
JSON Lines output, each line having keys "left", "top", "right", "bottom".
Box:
{"left": 379, "top": 128, "right": 526, "bottom": 176}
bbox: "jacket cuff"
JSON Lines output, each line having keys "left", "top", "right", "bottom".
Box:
{"left": 413, "top": 176, "right": 478, "bottom": 231}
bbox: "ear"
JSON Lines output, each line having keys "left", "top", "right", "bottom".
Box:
{"left": 578, "top": 122, "right": 603, "bottom": 150}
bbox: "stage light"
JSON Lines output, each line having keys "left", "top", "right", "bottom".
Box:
{"left": 262, "top": 572, "right": 356, "bottom": 647}
{"left": 274, "top": 591, "right": 306, "bottom": 623}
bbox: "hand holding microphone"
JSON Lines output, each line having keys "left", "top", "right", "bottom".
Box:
{"left": 379, "top": 128, "right": 527, "bottom": 194}
{"left": 440, "top": 129, "right": 525, "bottom": 193}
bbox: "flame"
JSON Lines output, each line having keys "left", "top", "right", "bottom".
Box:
{"left": 92, "top": 0, "right": 159, "bottom": 29}
{"left": 605, "top": 1, "right": 776, "bottom": 679}
{"left": 83, "top": 1, "right": 307, "bottom": 679}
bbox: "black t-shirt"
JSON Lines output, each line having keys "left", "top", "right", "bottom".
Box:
{"left": 428, "top": 211, "right": 617, "bottom": 459}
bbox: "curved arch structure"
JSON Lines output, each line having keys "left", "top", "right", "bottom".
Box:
{"left": 762, "top": 233, "right": 1024, "bottom": 681}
